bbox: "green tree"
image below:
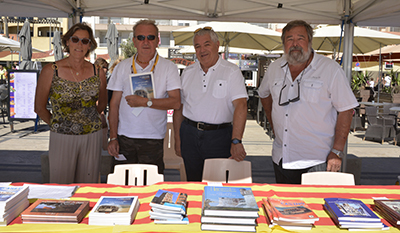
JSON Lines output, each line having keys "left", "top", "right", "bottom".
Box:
{"left": 120, "top": 38, "right": 136, "bottom": 59}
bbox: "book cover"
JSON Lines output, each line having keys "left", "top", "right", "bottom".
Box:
{"left": 202, "top": 186, "right": 259, "bottom": 218}
{"left": 0, "top": 186, "right": 29, "bottom": 211}
{"left": 88, "top": 196, "right": 140, "bottom": 225}
{"left": 374, "top": 199, "right": 400, "bottom": 221}
{"left": 324, "top": 198, "right": 381, "bottom": 222}
{"left": 21, "top": 199, "right": 89, "bottom": 223}
{"left": 129, "top": 72, "right": 155, "bottom": 116}
{"left": 267, "top": 197, "right": 319, "bottom": 223}
{"left": 150, "top": 189, "right": 187, "bottom": 214}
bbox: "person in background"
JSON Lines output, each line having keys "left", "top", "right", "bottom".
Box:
{"left": 95, "top": 57, "right": 110, "bottom": 150}
{"left": 34, "top": 22, "right": 107, "bottom": 184}
{"left": 0, "top": 64, "right": 7, "bottom": 84}
{"left": 173, "top": 27, "right": 248, "bottom": 181}
{"left": 107, "top": 19, "right": 181, "bottom": 174}
{"left": 258, "top": 20, "right": 358, "bottom": 184}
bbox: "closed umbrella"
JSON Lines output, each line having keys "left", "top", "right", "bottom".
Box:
{"left": 18, "top": 19, "right": 34, "bottom": 70}
{"left": 173, "top": 22, "right": 281, "bottom": 58}
{"left": 105, "top": 23, "right": 119, "bottom": 67}
{"left": 52, "top": 30, "right": 63, "bottom": 61}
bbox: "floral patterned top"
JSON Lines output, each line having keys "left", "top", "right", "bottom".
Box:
{"left": 49, "top": 64, "right": 102, "bottom": 135}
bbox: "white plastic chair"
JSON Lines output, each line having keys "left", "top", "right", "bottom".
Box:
{"left": 107, "top": 164, "right": 164, "bottom": 186}
{"left": 163, "top": 123, "right": 187, "bottom": 181}
{"left": 202, "top": 158, "right": 252, "bottom": 183}
{"left": 301, "top": 171, "right": 355, "bottom": 185}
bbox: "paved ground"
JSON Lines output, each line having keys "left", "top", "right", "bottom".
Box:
{"left": 0, "top": 118, "right": 399, "bottom": 185}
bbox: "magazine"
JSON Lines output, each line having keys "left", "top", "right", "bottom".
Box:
{"left": 202, "top": 186, "right": 259, "bottom": 218}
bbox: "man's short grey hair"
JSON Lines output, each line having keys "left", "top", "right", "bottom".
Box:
{"left": 193, "top": 28, "right": 219, "bottom": 44}
{"left": 281, "top": 20, "right": 313, "bottom": 45}
{"left": 132, "top": 19, "right": 159, "bottom": 37}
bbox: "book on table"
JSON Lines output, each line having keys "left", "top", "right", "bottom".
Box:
{"left": 0, "top": 198, "right": 29, "bottom": 226}
{"left": 154, "top": 217, "right": 189, "bottom": 225}
{"left": 20, "top": 199, "right": 89, "bottom": 224}
{"left": 88, "top": 196, "right": 140, "bottom": 226}
{"left": 202, "top": 186, "right": 259, "bottom": 218}
{"left": 149, "top": 189, "right": 187, "bottom": 215}
{"left": 324, "top": 198, "right": 381, "bottom": 222}
{"left": 201, "top": 223, "right": 256, "bottom": 232}
{"left": 0, "top": 186, "right": 29, "bottom": 212}
{"left": 374, "top": 199, "right": 400, "bottom": 225}
{"left": 373, "top": 203, "right": 400, "bottom": 227}
{"left": 262, "top": 198, "right": 318, "bottom": 230}
{"left": 200, "top": 215, "right": 257, "bottom": 226}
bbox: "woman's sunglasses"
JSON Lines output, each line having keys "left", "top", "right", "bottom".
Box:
{"left": 70, "top": 36, "right": 91, "bottom": 45}
{"left": 136, "top": 35, "right": 156, "bottom": 41}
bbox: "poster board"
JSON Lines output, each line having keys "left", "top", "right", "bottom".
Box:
{"left": 7, "top": 70, "right": 39, "bottom": 121}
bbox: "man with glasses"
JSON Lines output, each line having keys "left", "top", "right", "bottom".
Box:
{"left": 107, "top": 19, "right": 181, "bottom": 174}
{"left": 258, "top": 20, "right": 358, "bottom": 184}
{"left": 173, "top": 27, "right": 248, "bottom": 181}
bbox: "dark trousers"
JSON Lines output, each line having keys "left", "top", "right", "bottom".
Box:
{"left": 180, "top": 120, "right": 232, "bottom": 181}
{"left": 273, "top": 159, "right": 327, "bottom": 184}
{"left": 115, "top": 135, "right": 164, "bottom": 174}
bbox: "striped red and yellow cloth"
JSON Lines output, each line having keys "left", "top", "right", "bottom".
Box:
{"left": 4, "top": 182, "right": 400, "bottom": 233}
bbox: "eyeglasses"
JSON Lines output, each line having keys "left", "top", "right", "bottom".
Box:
{"left": 70, "top": 36, "right": 91, "bottom": 45}
{"left": 278, "top": 80, "right": 301, "bottom": 106}
{"left": 194, "top": 26, "right": 213, "bottom": 33}
{"left": 136, "top": 35, "right": 156, "bottom": 41}
{"left": 278, "top": 66, "right": 305, "bottom": 106}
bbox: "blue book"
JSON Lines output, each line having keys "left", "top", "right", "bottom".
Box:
{"left": 202, "top": 186, "right": 259, "bottom": 218}
{"left": 150, "top": 189, "right": 187, "bottom": 215}
{"left": 324, "top": 198, "right": 381, "bottom": 222}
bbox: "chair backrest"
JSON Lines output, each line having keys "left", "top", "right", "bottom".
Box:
{"left": 202, "top": 158, "right": 252, "bottom": 183}
{"left": 365, "top": 106, "right": 379, "bottom": 125}
{"left": 301, "top": 172, "right": 355, "bottom": 185}
{"left": 107, "top": 164, "right": 164, "bottom": 186}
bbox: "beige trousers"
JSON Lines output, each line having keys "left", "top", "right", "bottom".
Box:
{"left": 49, "top": 130, "right": 102, "bottom": 184}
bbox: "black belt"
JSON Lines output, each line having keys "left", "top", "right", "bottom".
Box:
{"left": 185, "top": 118, "right": 231, "bottom": 131}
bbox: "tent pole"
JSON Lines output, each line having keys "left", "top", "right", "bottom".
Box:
{"left": 377, "top": 44, "right": 382, "bottom": 102}
{"left": 341, "top": 0, "right": 354, "bottom": 173}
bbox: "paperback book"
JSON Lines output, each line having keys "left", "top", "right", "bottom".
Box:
{"left": 201, "top": 216, "right": 257, "bottom": 226}
{"left": 149, "top": 189, "right": 187, "bottom": 215}
{"left": 374, "top": 199, "right": 400, "bottom": 225}
{"left": 267, "top": 197, "right": 319, "bottom": 224}
{"left": 0, "top": 186, "right": 29, "bottom": 212}
{"left": 154, "top": 217, "right": 189, "bottom": 225}
{"left": 201, "top": 223, "right": 256, "bottom": 232}
{"left": 89, "top": 196, "right": 140, "bottom": 226}
{"left": 202, "top": 186, "right": 259, "bottom": 218}
{"left": 21, "top": 199, "right": 90, "bottom": 224}
{"left": 0, "top": 199, "right": 29, "bottom": 226}
{"left": 129, "top": 72, "right": 155, "bottom": 116}
{"left": 324, "top": 198, "right": 381, "bottom": 222}
{"left": 373, "top": 204, "right": 400, "bottom": 227}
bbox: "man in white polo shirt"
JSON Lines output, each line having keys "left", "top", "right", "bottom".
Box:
{"left": 107, "top": 20, "right": 181, "bottom": 174}
{"left": 173, "top": 27, "right": 248, "bottom": 181}
{"left": 258, "top": 20, "right": 358, "bottom": 184}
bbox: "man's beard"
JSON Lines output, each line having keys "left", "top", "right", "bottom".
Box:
{"left": 284, "top": 44, "right": 312, "bottom": 65}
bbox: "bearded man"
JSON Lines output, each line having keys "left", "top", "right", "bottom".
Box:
{"left": 258, "top": 20, "right": 358, "bottom": 184}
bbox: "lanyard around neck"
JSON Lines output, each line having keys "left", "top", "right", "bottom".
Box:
{"left": 132, "top": 54, "right": 159, "bottom": 74}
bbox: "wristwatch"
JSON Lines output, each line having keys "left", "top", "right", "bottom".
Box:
{"left": 147, "top": 98, "right": 153, "bottom": 107}
{"left": 231, "top": 138, "right": 242, "bottom": 145}
{"left": 331, "top": 148, "right": 343, "bottom": 158}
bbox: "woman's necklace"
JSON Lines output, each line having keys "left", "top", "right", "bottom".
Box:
{"left": 67, "top": 59, "right": 82, "bottom": 90}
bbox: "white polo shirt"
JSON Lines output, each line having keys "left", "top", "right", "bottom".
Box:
{"left": 181, "top": 56, "right": 248, "bottom": 124}
{"left": 258, "top": 51, "right": 358, "bottom": 169}
{"left": 107, "top": 53, "right": 181, "bottom": 139}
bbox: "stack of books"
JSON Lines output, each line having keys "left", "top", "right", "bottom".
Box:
{"left": 21, "top": 199, "right": 89, "bottom": 224}
{"left": 373, "top": 199, "right": 400, "bottom": 228}
{"left": 324, "top": 198, "right": 389, "bottom": 230}
{"left": 149, "top": 189, "right": 189, "bottom": 224}
{"left": 201, "top": 186, "right": 259, "bottom": 232}
{"left": 89, "top": 196, "right": 140, "bottom": 225}
{"left": 262, "top": 197, "right": 319, "bottom": 230}
{"left": 0, "top": 186, "right": 29, "bottom": 226}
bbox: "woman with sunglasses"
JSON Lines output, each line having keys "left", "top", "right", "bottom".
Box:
{"left": 34, "top": 23, "right": 107, "bottom": 184}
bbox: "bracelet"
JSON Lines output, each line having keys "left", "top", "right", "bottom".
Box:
{"left": 109, "top": 137, "right": 118, "bottom": 141}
